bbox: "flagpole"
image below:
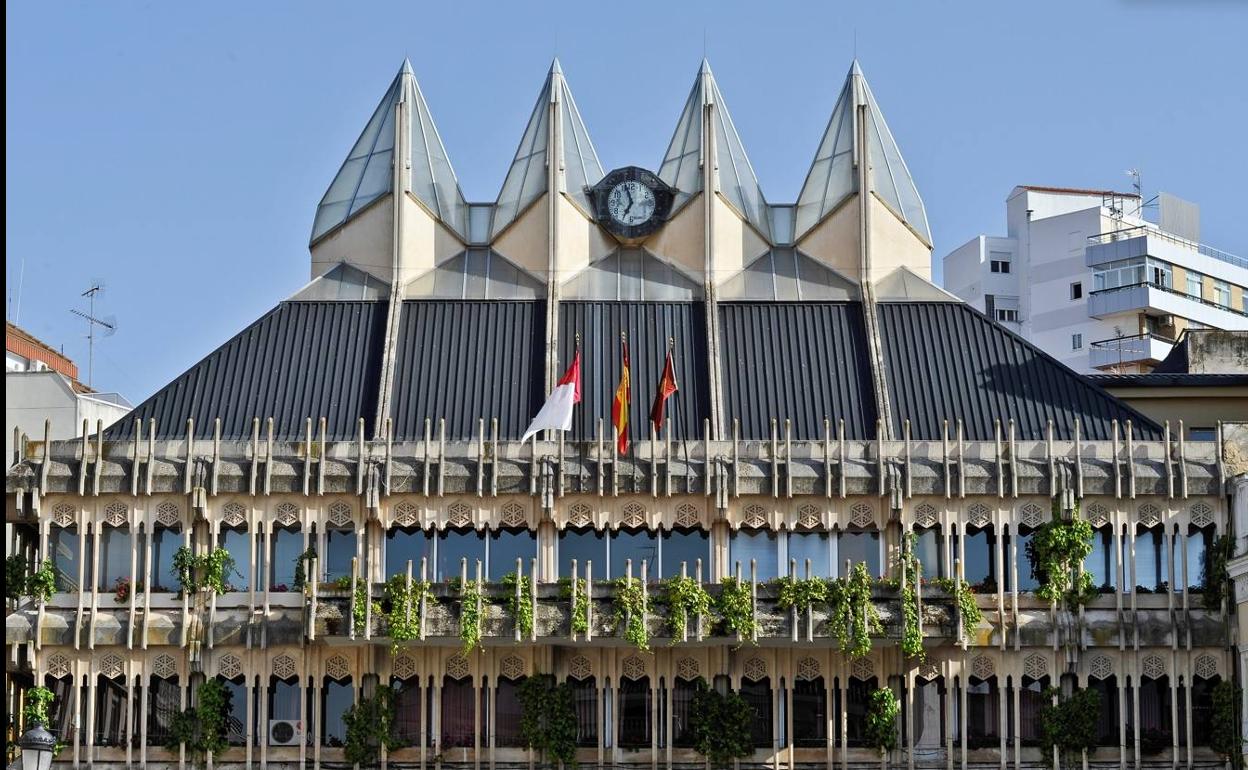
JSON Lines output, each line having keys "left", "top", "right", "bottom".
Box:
{"left": 667, "top": 336, "right": 679, "bottom": 441}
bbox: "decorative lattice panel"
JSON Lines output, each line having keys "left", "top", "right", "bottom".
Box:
{"left": 1024, "top": 654, "right": 1048, "bottom": 680}
{"left": 394, "top": 501, "right": 419, "bottom": 527}
{"left": 917, "top": 661, "right": 940, "bottom": 682}
{"left": 796, "top": 504, "right": 822, "bottom": 529}
{"left": 273, "top": 654, "right": 297, "bottom": 680}
{"left": 1138, "top": 503, "right": 1161, "bottom": 528}
{"left": 851, "top": 658, "right": 874, "bottom": 681}
{"left": 1085, "top": 503, "right": 1109, "bottom": 528}
{"left": 326, "top": 655, "right": 350, "bottom": 681}
{"left": 622, "top": 502, "right": 646, "bottom": 529}
{"left": 447, "top": 503, "right": 472, "bottom": 528}
{"left": 569, "top": 503, "right": 592, "bottom": 528}
{"left": 500, "top": 655, "right": 525, "bottom": 680}
{"left": 46, "top": 653, "right": 72, "bottom": 678}
{"left": 743, "top": 504, "right": 767, "bottom": 529}
{"left": 218, "top": 654, "right": 243, "bottom": 680}
{"left": 222, "top": 502, "right": 247, "bottom": 528}
{"left": 393, "top": 653, "right": 417, "bottom": 681}
{"left": 743, "top": 658, "right": 767, "bottom": 682}
{"left": 1088, "top": 656, "right": 1112, "bottom": 680}
{"left": 568, "top": 655, "right": 592, "bottom": 681}
{"left": 1189, "top": 502, "right": 1213, "bottom": 529}
{"left": 500, "top": 502, "right": 527, "bottom": 528}
{"left": 104, "top": 501, "right": 129, "bottom": 527}
{"left": 967, "top": 503, "right": 991, "bottom": 529}
{"left": 796, "top": 657, "right": 820, "bottom": 682}
{"left": 275, "top": 502, "right": 300, "bottom": 527}
{"left": 446, "top": 654, "right": 469, "bottom": 680}
{"left": 1140, "top": 655, "right": 1165, "bottom": 680}
{"left": 675, "top": 503, "right": 700, "bottom": 529}
{"left": 100, "top": 654, "right": 124, "bottom": 679}
{"left": 1193, "top": 654, "right": 1218, "bottom": 681}
{"left": 914, "top": 503, "right": 938, "bottom": 529}
{"left": 52, "top": 503, "right": 76, "bottom": 527}
{"left": 1019, "top": 503, "right": 1045, "bottom": 529}
{"left": 156, "top": 501, "right": 181, "bottom": 528}
{"left": 676, "top": 657, "right": 699, "bottom": 681}
{"left": 621, "top": 655, "right": 646, "bottom": 681}
{"left": 850, "top": 503, "right": 874, "bottom": 529}
{"left": 972, "top": 655, "right": 995, "bottom": 679}
{"left": 328, "top": 501, "right": 353, "bottom": 528}
{"left": 152, "top": 654, "right": 177, "bottom": 679}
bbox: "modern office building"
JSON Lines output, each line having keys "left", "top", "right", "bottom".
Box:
{"left": 942, "top": 186, "right": 1248, "bottom": 375}
{"left": 6, "top": 60, "right": 1244, "bottom": 770}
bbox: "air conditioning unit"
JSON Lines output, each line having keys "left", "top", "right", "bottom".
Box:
{"left": 269, "top": 719, "right": 303, "bottom": 746}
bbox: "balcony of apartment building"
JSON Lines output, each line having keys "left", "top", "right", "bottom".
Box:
{"left": 1088, "top": 331, "right": 1175, "bottom": 371}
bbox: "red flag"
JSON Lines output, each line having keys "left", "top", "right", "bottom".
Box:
{"left": 611, "top": 336, "right": 630, "bottom": 454}
{"left": 649, "top": 348, "right": 679, "bottom": 434}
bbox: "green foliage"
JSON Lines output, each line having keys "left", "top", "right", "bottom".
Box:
{"left": 930, "top": 577, "right": 983, "bottom": 641}
{"left": 613, "top": 577, "right": 649, "bottom": 651}
{"left": 1038, "top": 687, "right": 1099, "bottom": 769}
{"left": 559, "top": 578, "right": 590, "bottom": 635}
{"left": 896, "top": 534, "right": 924, "bottom": 660}
{"left": 501, "top": 571, "right": 534, "bottom": 638}
{"left": 342, "top": 686, "right": 401, "bottom": 765}
{"left": 459, "top": 577, "right": 484, "bottom": 653}
{"left": 293, "top": 546, "right": 318, "bottom": 591}
{"left": 865, "top": 688, "right": 900, "bottom": 753}
{"left": 349, "top": 578, "right": 368, "bottom": 636}
{"left": 376, "top": 574, "right": 435, "bottom": 652}
{"left": 1211, "top": 680, "right": 1243, "bottom": 764}
{"left": 25, "top": 559, "right": 56, "bottom": 603}
{"left": 517, "top": 675, "right": 578, "bottom": 767}
{"left": 687, "top": 678, "right": 753, "bottom": 768}
{"left": 1202, "top": 535, "right": 1233, "bottom": 612}
{"left": 172, "top": 546, "right": 235, "bottom": 596}
{"left": 659, "top": 576, "right": 712, "bottom": 642}
{"left": 168, "top": 679, "right": 231, "bottom": 768}
{"left": 827, "top": 562, "right": 880, "bottom": 658}
{"left": 714, "top": 576, "right": 756, "bottom": 642}
{"left": 23, "top": 685, "right": 55, "bottom": 728}
{"left": 7, "top": 554, "right": 27, "bottom": 601}
{"left": 1030, "top": 499, "right": 1096, "bottom": 607}
{"left": 773, "top": 575, "right": 828, "bottom": 613}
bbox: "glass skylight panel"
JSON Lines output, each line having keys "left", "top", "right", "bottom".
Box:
{"left": 406, "top": 250, "right": 543, "bottom": 300}
{"left": 292, "top": 263, "right": 389, "bottom": 301}
{"left": 493, "top": 80, "right": 551, "bottom": 239}
{"left": 409, "top": 79, "right": 468, "bottom": 239}
{"left": 709, "top": 80, "right": 770, "bottom": 240}
{"left": 720, "top": 250, "right": 856, "bottom": 301}
{"left": 658, "top": 78, "right": 704, "bottom": 205}
{"left": 560, "top": 87, "right": 605, "bottom": 212}
{"left": 795, "top": 79, "right": 855, "bottom": 239}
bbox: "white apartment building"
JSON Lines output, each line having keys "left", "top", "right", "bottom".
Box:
{"left": 942, "top": 185, "right": 1247, "bottom": 373}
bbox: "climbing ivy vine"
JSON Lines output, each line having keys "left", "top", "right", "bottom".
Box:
{"left": 773, "top": 575, "right": 828, "bottom": 614}
{"left": 659, "top": 576, "right": 712, "bottom": 642}
{"left": 168, "top": 679, "right": 231, "bottom": 768}
{"left": 501, "top": 571, "right": 534, "bottom": 638}
{"left": 1202, "top": 535, "right": 1233, "bottom": 612}
{"left": 559, "top": 578, "right": 590, "bottom": 636}
{"left": 1210, "top": 680, "right": 1243, "bottom": 767}
{"left": 827, "top": 562, "right": 880, "bottom": 658}
{"left": 1029, "top": 499, "right": 1096, "bottom": 607}
{"left": 613, "top": 577, "right": 649, "bottom": 651}
{"left": 864, "top": 687, "right": 899, "bottom": 754}
{"left": 714, "top": 576, "right": 755, "bottom": 642}
{"left": 25, "top": 559, "right": 56, "bottom": 603}
{"left": 342, "top": 686, "right": 400, "bottom": 765}
{"left": 1038, "top": 686, "right": 1099, "bottom": 769}
{"left": 517, "top": 675, "right": 578, "bottom": 767}
{"left": 23, "top": 685, "right": 55, "bottom": 728}
{"left": 896, "top": 534, "right": 924, "bottom": 660}
{"left": 930, "top": 577, "right": 982, "bottom": 641}
{"left": 292, "top": 546, "right": 318, "bottom": 591}
{"left": 172, "top": 546, "right": 235, "bottom": 596}
{"left": 7, "top": 554, "right": 27, "bottom": 601}
{"left": 376, "top": 574, "right": 436, "bottom": 652}
{"left": 688, "top": 678, "right": 753, "bottom": 768}
{"left": 458, "top": 577, "right": 485, "bottom": 653}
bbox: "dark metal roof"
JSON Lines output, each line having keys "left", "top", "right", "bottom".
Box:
{"left": 1088, "top": 373, "right": 1248, "bottom": 387}
{"left": 877, "top": 302, "right": 1163, "bottom": 440}
{"left": 110, "top": 301, "right": 386, "bottom": 440}
{"left": 718, "top": 302, "right": 877, "bottom": 439}
{"left": 558, "top": 301, "right": 711, "bottom": 440}
{"left": 390, "top": 301, "right": 544, "bottom": 439}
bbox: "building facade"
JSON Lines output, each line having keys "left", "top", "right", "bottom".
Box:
{"left": 941, "top": 187, "right": 1248, "bottom": 375}
{"left": 6, "top": 59, "right": 1244, "bottom": 770}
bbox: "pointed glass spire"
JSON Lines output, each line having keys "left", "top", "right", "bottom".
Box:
{"left": 658, "top": 61, "right": 770, "bottom": 239}
{"left": 311, "top": 61, "right": 468, "bottom": 244}
{"left": 493, "top": 60, "right": 604, "bottom": 239}
{"left": 795, "top": 61, "right": 930, "bottom": 245}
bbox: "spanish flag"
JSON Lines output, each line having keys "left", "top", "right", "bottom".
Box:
{"left": 611, "top": 334, "right": 630, "bottom": 454}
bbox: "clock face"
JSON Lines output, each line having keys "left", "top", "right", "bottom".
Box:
{"left": 607, "top": 180, "right": 656, "bottom": 226}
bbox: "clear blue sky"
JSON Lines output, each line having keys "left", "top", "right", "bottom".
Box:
{"left": 6, "top": 0, "right": 1246, "bottom": 404}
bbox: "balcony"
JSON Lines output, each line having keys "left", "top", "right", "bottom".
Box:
{"left": 1087, "top": 225, "right": 1248, "bottom": 275}
{"left": 1088, "top": 333, "right": 1175, "bottom": 370}
{"left": 1087, "top": 281, "right": 1248, "bottom": 330}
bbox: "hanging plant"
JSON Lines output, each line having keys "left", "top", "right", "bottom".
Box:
{"left": 347, "top": 578, "right": 369, "bottom": 635}
{"left": 1029, "top": 499, "right": 1096, "bottom": 607}
{"left": 1038, "top": 686, "right": 1099, "bottom": 769}
{"left": 559, "top": 578, "right": 590, "bottom": 635}
{"left": 930, "top": 577, "right": 983, "bottom": 640}
{"left": 612, "top": 576, "right": 649, "bottom": 651}
{"left": 688, "top": 677, "right": 753, "bottom": 768}
{"left": 1202, "top": 535, "right": 1233, "bottom": 612}
{"left": 773, "top": 575, "right": 828, "bottom": 614}
{"left": 1210, "top": 680, "right": 1243, "bottom": 766}
{"left": 171, "top": 546, "right": 235, "bottom": 596}
{"left": 113, "top": 576, "right": 144, "bottom": 604}
{"left": 343, "top": 685, "right": 401, "bottom": 765}
{"left": 26, "top": 559, "right": 56, "bottom": 603}
{"left": 377, "top": 574, "right": 436, "bottom": 652}
{"left": 827, "top": 562, "right": 880, "bottom": 658}
{"left": 200, "top": 547, "right": 235, "bottom": 595}
{"left": 168, "top": 679, "right": 231, "bottom": 768}
{"left": 501, "top": 571, "right": 534, "bottom": 638}
{"left": 896, "top": 534, "right": 924, "bottom": 660}
{"left": 659, "top": 576, "right": 712, "bottom": 642}
{"left": 292, "top": 546, "right": 318, "bottom": 591}
{"left": 518, "top": 674, "right": 578, "bottom": 767}
{"left": 7, "top": 554, "right": 27, "bottom": 601}
{"left": 459, "top": 577, "right": 485, "bottom": 653}
{"left": 864, "top": 687, "right": 900, "bottom": 754}
{"left": 23, "top": 685, "right": 55, "bottom": 728}
{"left": 714, "top": 576, "right": 756, "bottom": 642}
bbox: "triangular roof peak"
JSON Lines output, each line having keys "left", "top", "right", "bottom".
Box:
{"left": 794, "top": 61, "right": 930, "bottom": 246}
{"left": 492, "top": 61, "right": 605, "bottom": 238}
{"left": 310, "top": 61, "right": 468, "bottom": 244}
{"left": 658, "top": 61, "right": 770, "bottom": 239}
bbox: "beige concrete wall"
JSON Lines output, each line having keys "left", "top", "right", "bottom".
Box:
{"left": 554, "top": 193, "right": 615, "bottom": 282}
{"left": 492, "top": 195, "right": 549, "bottom": 277}
{"left": 710, "top": 194, "right": 768, "bottom": 286}
{"left": 309, "top": 195, "right": 394, "bottom": 283}
{"left": 796, "top": 197, "right": 860, "bottom": 282}
{"left": 642, "top": 193, "right": 705, "bottom": 279}
{"left": 866, "top": 193, "right": 932, "bottom": 283}
{"left": 399, "top": 193, "right": 466, "bottom": 286}
{"left": 1103, "top": 387, "right": 1248, "bottom": 431}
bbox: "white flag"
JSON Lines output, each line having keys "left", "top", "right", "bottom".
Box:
{"left": 520, "top": 349, "right": 582, "bottom": 443}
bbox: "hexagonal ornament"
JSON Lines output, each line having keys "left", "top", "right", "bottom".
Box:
{"left": 1085, "top": 503, "right": 1109, "bottom": 528}
{"left": 972, "top": 655, "right": 995, "bottom": 680}
{"left": 447, "top": 503, "right": 472, "bottom": 528}
{"left": 796, "top": 657, "right": 820, "bottom": 682}
{"left": 914, "top": 503, "right": 938, "bottom": 529}
{"left": 46, "top": 653, "right": 72, "bottom": 679}
{"left": 1088, "top": 656, "right": 1112, "bottom": 680}
{"left": 394, "top": 501, "right": 419, "bottom": 527}
{"left": 222, "top": 502, "right": 247, "bottom": 528}
{"left": 622, "top": 502, "right": 646, "bottom": 529}
{"left": 568, "top": 655, "right": 593, "bottom": 681}
{"left": 153, "top": 654, "right": 178, "bottom": 680}
{"left": 328, "top": 501, "right": 353, "bottom": 528}
{"left": 743, "top": 658, "right": 767, "bottom": 682}
{"left": 569, "top": 503, "right": 593, "bottom": 528}
{"left": 621, "top": 655, "right": 646, "bottom": 681}
{"left": 393, "top": 653, "right": 417, "bottom": 681}
{"left": 1189, "top": 502, "right": 1213, "bottom": 529}
{"left": 851, "top": 658, "right": 874, "bottom": 681}
{"left": 273, "top": 654, "right": 297, "bottom": 680}
{"left": 676, "top": 657, "right": 699, "bottom": 681}
{"left": 743, "top": 504, "right": 767, "bottom": 529}
{"left": 500, "top": 655, "right": 525, "bottom": 680}
{"left": 1137, "top": 503, "right": 1161, "bottom": 528}
{"left": 326, "top": 655, "right": 351, "bottom": 681}
{"left": 501, "top": 502, "right": 527, "bottom": 528}
{"left": 156, "top": 501, "right": 181, "bottom": 528}
{"left": 100, "top": 654, "right": 124, "bottom": 679}
{"left": 1024, "top": 654, "right": 1048, "bottom": 680}
{"left": 1140, "top": 655, "right": 1165, "bottom": 681}
{"left": 850, "top": 503, "right": 874, "bottom": 529}
{"left": 796, "top": 504, "right": 822, "bottom": 530}
{"left": 446, "top": 653, "right": 469, "bottom": 680}
{"left": 1193, "top": 654, "right": 1218, "bottom": 681}
{"left": 218, "top": 654, "right": 243, "bottom": 680}
{"left": 1019, "top": 503, "right": 1045, "bottom": 529}
{"left": 104, "top": 501, "right": 129, "bottom": 527}
{"left": 275, "top": 502, "right": 300, "bottom": 527}
{"left": 967, "top": 503, "right": 991, "bottom": 529}
{"left": 675, "top": 503, "right": 700, "bottom": 529}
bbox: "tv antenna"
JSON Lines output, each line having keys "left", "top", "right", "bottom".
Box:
{"left": 1125, "top": 169, "right": 1159, "bottom": 219}
{"left": 69, "top": 283, "right": 117, "bottom": 388}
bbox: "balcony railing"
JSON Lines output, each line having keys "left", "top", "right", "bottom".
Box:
{"left": 1088, "top": 332, "right": 1175, "bottom": 369}
{"left": 1089, "top": 280, "right": 1248, "bottom": 318}
{"left": 1088, "top": 226, "right": 1247, "bottom": 271}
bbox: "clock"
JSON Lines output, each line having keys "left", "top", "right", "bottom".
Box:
{"left": 589, "top": 167, "right": 675, "bottom": 239}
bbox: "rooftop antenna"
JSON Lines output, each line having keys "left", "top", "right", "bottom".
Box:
{"left": 69, "top": 282, "right": 116, "bottom": 388}
{"left": 1125, "top": 169, "right": 1159, "bottom": 219}
{"left": 7, "top": 257, "right": 24, "bottom": 324}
